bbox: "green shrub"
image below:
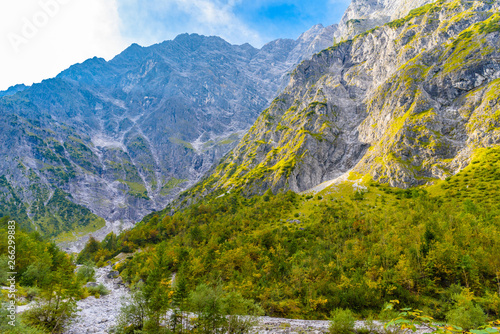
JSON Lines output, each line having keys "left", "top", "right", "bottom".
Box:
{"left": 358, "top": 318, "right": 381, "bottom": 334}
{"left": 87, "top": 283, "right": 109, "bottom": 298}
{"left": 189, "top": 284, "right": 226, "bottom": 334}
{"left": 445, "top": 289, "right": 487, "bottom": 330}
{"left": 0, "top": 306, "right": 47, "bottom": 334}
{"left": 23, "top": 286, "right": 42, "bottom": 302}
{"left": 446, "top": 302, "right": 487, "bottom": 330}
{"left": 76, "top": 262, "right": 95, "bottom": 284}
{"left": 188, "top": 284, "right": 263, "bottom": 334}
{"left": 329, "top": 308, "right": 355, "bottom": 334}
{"left": 222, "top": 291, "right": 263, "bottom": 334}
{"left": 113, "top": 289, "right": 148, "bottom": 334}
{"left": 23, "top": 299, "right": 76, "bottom": 333}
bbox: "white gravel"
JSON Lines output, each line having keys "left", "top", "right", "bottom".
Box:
{"left": 65, "top": 266, "right": 129, "bottom": 334}
{"left": 63, "top": 266, "right": 429, "bottom": 334}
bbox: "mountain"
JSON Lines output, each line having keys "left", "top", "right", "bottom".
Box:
{"left": 336, "top": 0, "right": 435, "bottom": 38}
{"left": 80, "top": 0, "right": 500, "bottom": 326}
{"left": 0, "top": 84, "right": 29, "bottom": 97}
{"left": 188, "top": 0, "right": 500, "bottom": 198}
{"left": 0, "top": 29, "right": 338, "bottom": 244}
{"left": 0, "top": 0, "right": 477, "bottom": 246}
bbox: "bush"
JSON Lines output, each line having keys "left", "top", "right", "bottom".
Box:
{"left": 23, "top": 286, "right": 42, "bottom": 302}
{"left": 189, "top": 284, "right": 225, "bottom": 334}
{"left": 189, "top": 284, "right": 263, "bottom": 334}
{"left": 446, "top": 301, "right": 487, "bottom": 330}
{"left": 113, "top": 289, "right": 148, "bottom": 334}
{"left": 87, "top": 283, "right": 110, "bottom": 298}
{"left": 445, "top": 289, "right": 487, "bottom": 330}
{"left": 76, "top": 262, "right": 95, "bottom": 284}
{"left": 0, "top": 305, "right": 46, "bottom": 334}
{"left": 23, "top": 299, "right": 76, "bottom": 333}
{"left": 329, "top": 308, "right": 355, "bottom": 334}
{"left": 222, "top": 291, "right": 263, "bottom": 334}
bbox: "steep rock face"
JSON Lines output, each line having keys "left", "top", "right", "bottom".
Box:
{"left": 0, "top": 30, "right": 338, "bottom": 238}
{"left": 191, "top": 0, "right": 500, "bottom": 196}
{"left": 336, "top": 0, "right": 435, "bottom": 39}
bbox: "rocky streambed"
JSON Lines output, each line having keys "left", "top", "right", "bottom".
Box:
{"left": 65, "top": 266, "right": 128, "bottom": 334}
{"left": 64, "top": 265, "right": 427, "bottom": 334}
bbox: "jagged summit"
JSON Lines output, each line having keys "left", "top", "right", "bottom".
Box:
{"left": 336, "top": 0, "right": 435, "bottom": 38}
{"left": 0, "top": 28, "right": 344, "bottom": 247}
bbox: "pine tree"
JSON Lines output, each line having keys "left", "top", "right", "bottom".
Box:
{"left": 170, "top": 273, "right": 188, "bottom": 333}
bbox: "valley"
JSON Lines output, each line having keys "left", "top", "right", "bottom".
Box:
{"left": 1, "top": 0, "right": 500, "bottom": 333}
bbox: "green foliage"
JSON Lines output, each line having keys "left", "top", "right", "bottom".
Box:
{"left": 386, "top": 3, "right": 434, "bottom": 29}
{"left": 384, "top": 300, "right": 499, "bottom": 334}
{"left": 0, "top": 183, "right": 106, "bottom": 239}
{"left": 118, "top": 179, "right": 149, "bottom": 200}
{"left": 161, "top": 178, "right": 188, "bottom": 196}
{"left": 113, "top": 288, "right": 149, "bottom": 334}
{"left": 77, "top": 236, "right": 117, "bottom": 265}
{"left": 23, "top": 298, "right": 77, "bottom": 334}
{"left": 22, "top": 264, "right": 80, "bottom": 333}
{"left": 189, "top": 283, "right": 262, "bottom": 334}
{"left": 76, "top": 262, "right": 95, "bottom": 284}
{"left": 189, "top": 284, "right": 226, "bottom": 334}
{"left": 0, "top": 306, "right": 47, "bottom": 334}
{"left": 0, "top": 217, "right": 80, "bottom": 333}
{"left": 86, "top": 283, "right": 110, "bottom": 298}
{"left": 329, "top": 308, "right": 356, "bottom": 334}
{"left": 446, "top": 289, "right": 487, "bottom": 330}
{"left": 80, "top": 146, "right": 500, "bottom": 321}
{"left": 170, "top": 273, "right": 189, "bottom": 333}
{"left": 169, "top": 137, "right": 194, "bottom": 150}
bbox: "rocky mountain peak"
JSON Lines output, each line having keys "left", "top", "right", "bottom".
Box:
{"left": 0, "top": 25, "right": 351, "bottom": 250}
{"left": 188, "top": 0, "right": 500, "bottom": 198}
{"left": 336, "top": 0, "right": 435, "bottom": 39}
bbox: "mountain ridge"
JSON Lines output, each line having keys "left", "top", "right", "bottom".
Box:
{"left": 185, "top": 0, "right": 500, "bottom": 199}
{"left": 0, "top": 28, "right": 338, "bottom": 247}
{"left": 0, "top": 0, "right": 480, "bottom": 249}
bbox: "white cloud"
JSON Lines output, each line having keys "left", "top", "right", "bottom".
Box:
{"left": 0, "top": 0, "right": 129, "bottom": 91}
{"left": 119, "top": 0, "right": 263, "bottom": 48}
{"left": 178, "top": 0, "right": 262, "bottom": 45}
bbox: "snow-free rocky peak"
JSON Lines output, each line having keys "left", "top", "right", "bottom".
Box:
{"left": 188, "top": 0, "right": 500, "bottom": 198}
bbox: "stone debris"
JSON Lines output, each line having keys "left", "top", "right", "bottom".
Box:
{"left": 63, "top": 265, "right": 433, "bottom": 334}
{"left": 65, "top": 265, "right": 129, "bottom": 334}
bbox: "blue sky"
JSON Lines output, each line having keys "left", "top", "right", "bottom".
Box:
{"left": 0, "top": 0, "right": 350, "bottom": 91}
{"left": 117, "top": 0, "right": 350, "bottom": 47}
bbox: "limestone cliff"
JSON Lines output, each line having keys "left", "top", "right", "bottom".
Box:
{"left": 190, "top": 0, "right": 500, "bottom": 197}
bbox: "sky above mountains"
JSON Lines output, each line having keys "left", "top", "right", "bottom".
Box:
{"left": 0, "top": 0, "right": 349, "bottom": 91}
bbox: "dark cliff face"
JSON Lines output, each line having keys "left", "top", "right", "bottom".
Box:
{"left": 189, "top": 0, "right": 500, "bottom": 197}
{"left": 0, "top": 30, "right": 337, "bottom": 239}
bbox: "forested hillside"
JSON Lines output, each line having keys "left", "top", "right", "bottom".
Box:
{"left": 79, "top": 147, "right": 500, "bottom": 323}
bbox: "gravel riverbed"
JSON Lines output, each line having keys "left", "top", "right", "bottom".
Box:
{"left": 65, "top": 266, "right": 129, "bottom": 334}
{"left": 63, "top": 265, "right": 426, "bottom": 334}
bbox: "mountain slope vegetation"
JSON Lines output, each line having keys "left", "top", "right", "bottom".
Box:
{"left": 80, "top": 145, "right": 500, "bottom": 321}
{"left": 75, "top": 0, "right": 500, "bottom": 327}
{"left": 188, "top": 0, "right": 500, "bottom": 198}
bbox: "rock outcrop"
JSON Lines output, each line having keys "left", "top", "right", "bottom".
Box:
{"left": 190, "top": 0, "right": 500, "bottom": 196}
{"left": 0, "top": 30, "right": 337, "bottom": 240}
